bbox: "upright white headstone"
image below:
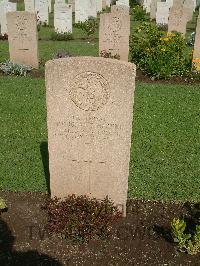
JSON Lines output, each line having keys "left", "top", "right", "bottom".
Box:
{"left": 96, "top": 0, "right": 102, "bottom": 13}
{"left": 166, "top": 0, "right": 173, "bottom": 8}
{"left": 75, "top": 0, "right": 96, "bottom": 22}
{"left": 150, "top": 0, "right": 160, "bottom": 20}
{"left": 116, "top": 0, "right": 129, "bottom": 7}
{"left": 46, "top": 57, "right": 136, "bottom": 217}
{"left": 99, "top": 12, "right": 130, "bottom": 61}
{"left": 35, "top": 0, "right": 49, "bottom": 25}
{"left": 75, "top": 0, "right": 88, "bottom": 22}
{"left": 7, "top": 11, "right": 39, "bottom": 68}
{"left": 54, "top": 3, "right": 72, "bottom": 33}
{"left": 156, "top": 2, "right": 170, "bottom": 25}
{"left": 143, "top": 0, "right": 151, "bottom": 13}
{"left": 0, "top": 0, "right": 16, "bottom": 35}
{"left": 183, "top": 0, "right": 195, "bottom": 21}
{"left": 88, "top": 0, "right": 97, "bottom": 18}
{"left": 68, "top": 0, "right": 75, "bottom": 12}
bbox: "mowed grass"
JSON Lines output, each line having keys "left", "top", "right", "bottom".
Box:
{"left": 0, "top": 77, "right": 47, "bottom": 191}
{"left": 129, "top": 82, "right": 200, "bottom": 201}
{"left": 0, "top": 76, "right": 200, "bottom": 201}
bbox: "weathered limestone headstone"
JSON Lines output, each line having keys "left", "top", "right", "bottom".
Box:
{"left": 75, "top": 0, "right": 88, "bottom": 22}
{"left": 143, "top": 0, "right": 151, "bottom": 13}
{"left": 111, "top": 4, "right": 129, "bottom": 15}
{"left": 75, "top": 0, "right": 97, "bottom": 22}
{"left": 0, "top": 0, "right": 16, "bottom": 35}
{"left": 193, "top": 15, "right": 200, "bottom": 71}
{"left": 99, "top": 12, "right": 130, "bottom": 61}
{"left": 68, "top": 0, "right": 75, "bottom": 12}
{"left": 45, "top": 57, "right": 136, "bottom": 217}
{"left": 54, "top": 3, "right": 72, "bottom": 33}
{"left": 7, "top": 11, "right": 39, "bottom": 68}
{"left": 35, "top": 0, "right": 49, "bottom": 25}
{"left": 96, "top": 0, "right": 102, "bottom": 12}
{"left": 168, "top": 2, "right": 190, "bottom": 34}
{"left": 88, "top": 0, "right": 97, "bottom": 18}
{"left": 166, "top": 0, "right": 173, "bottom": 8}
{"left": 116, "top": 0, "right": 129, "bottom": 7}
{"left": 24, "top": 0, "right": 35, "bottom": 12}
{"left": 183, "top": 0, "right": 195, "bottom": 21}
{"left": 192, "top": 0, "right": 197, "bottom": 11}
{"left": 156, "top": 2, "right": 170, "bottom": 25}
{"left": 55, "top": 0, "right": 65, "bottom": 4}
{"left": 150, "top": 0, "right": 160, "bottom": 20}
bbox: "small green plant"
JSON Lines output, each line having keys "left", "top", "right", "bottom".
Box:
{"left": 100, "top": 50, "right": 120, "bottom": 60}
{"left": 51, "top": 31, "right": 74, "bottom": 41}
{"left": 131, "top": 5, "right": 148, "bottom": 21}
{"left": 0, "top": 198, "right": 6, "bottom": 211}
{"left": 74, "top": 18, "right": 98, "bottom": 39}
{"left": 171, "top": 218, "right": 200, "bottom": 255}
{"left": 42, "top": 194, "right": 122, "bottom": 243}
{"left": 0, "top": 60, "right": 32, "bottom": 76}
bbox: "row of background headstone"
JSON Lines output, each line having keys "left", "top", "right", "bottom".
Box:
{"left": 2, "top": 0, "right": 200, "bottom": 70}
{"left": 0, "top": 0, "right": 131, "bottom": 35}
{"left": 143, "top": 0, "right": 197, "bottom": 35}
{"left": 4, "top": 2, "right": 130, "bottom": 69}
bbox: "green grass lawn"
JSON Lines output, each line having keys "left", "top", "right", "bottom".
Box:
{"left": 0, "top": 6, "right": 199, "bottom": 201}
{"left": 129, "top": 82, "right": 200, "bottom": 201}
{"left": 0, "top": 76, "right": 200, "bottom": 201}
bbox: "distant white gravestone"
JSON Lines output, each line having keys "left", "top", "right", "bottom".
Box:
{"left": 68, "top": 0, "right": 75, "bottom": 12}
{"left": 156, "top": 2, "right": 170, "bottom": 25}
{"left": 143, "top": 0, "right": 151, "bottom": 13}
{"left": 7, "top": 11, "right": 39, "bottom": 68}
{"left": 96, "top": 0, "right": 102, "bottom": 12}
{"left": 116, "top": 0, "right": 129, "bottom": 7}
{"left": 150, "top": 0, "right": 160, "bottom": 20}
{"left": 99, "top": 11, "right": 130, "bottom": 61}
{"left": 111, "top": 4, "right": 130, "bottom": 15}
{"left": 0, "top": 0, "right": 16, "bottom": 35}
{"left": 54, "top": 3, "right": 72, "bottom": 33}
{"left": 35, "top": 0, "right": 49, "bottom": 25}
{"left": 45, "top": 57, "right": 136, "bottom": 217}
{"left": 168, "top": 1, "right": 190, "bottom": 34}
{"left": 75, "top": 0, "right": 96, "bottom": 23}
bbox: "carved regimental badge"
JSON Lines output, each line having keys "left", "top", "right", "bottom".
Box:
{"left": 69, "top": 72, "right": 110, "bottom": 111}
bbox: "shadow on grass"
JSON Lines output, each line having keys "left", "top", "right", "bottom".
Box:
{"left": 0, "top": 217, "right": 63, "bottom": 266}
{"left": 40, "top": 142, "right": 50, "bottom": 195}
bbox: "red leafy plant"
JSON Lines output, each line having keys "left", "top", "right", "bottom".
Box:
{"left": 42, "top": 194, "right": 122, "bottom": 243}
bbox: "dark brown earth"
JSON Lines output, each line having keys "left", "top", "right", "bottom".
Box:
{"left": 0, "top": 191, "right": 199, "bottom": 266}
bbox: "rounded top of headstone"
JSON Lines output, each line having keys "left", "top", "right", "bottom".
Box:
{"left": 45, "top": 56, "right": 136, "bottom": 72}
